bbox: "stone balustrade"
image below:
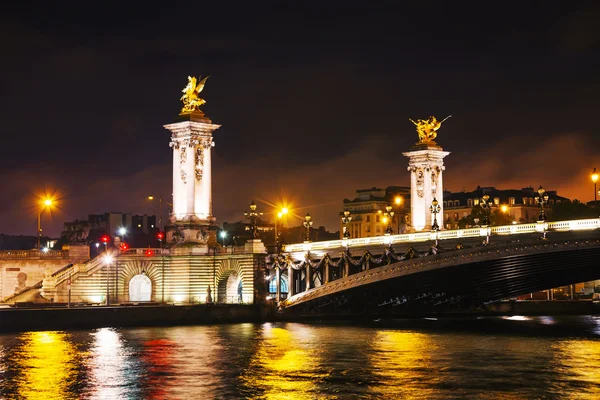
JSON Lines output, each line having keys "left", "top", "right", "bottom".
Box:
{"left": 0, "top": 250, "right": 68, "bottom": 259}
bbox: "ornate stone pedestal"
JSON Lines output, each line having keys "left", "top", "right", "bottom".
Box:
{"left": 245, "top": 239, "right": 266, "bottom": 254}
{"left": 164, "top": 109, "right": 220, "bottom": 251}
{"left": 403, "top": 142, "right": 450, "bottom": 232}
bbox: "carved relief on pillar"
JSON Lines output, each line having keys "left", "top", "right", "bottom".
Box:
{"left": 179, "top": 145, "right": 188, "bottom": 184}
{"left": 194, "top": 138, "right": 214, "bottom": 181}
{"left": 416, "top": 168, "right": 425, "bottom": 197}
{"left": 431, "top": 168, "right": 438, "bottom": 195}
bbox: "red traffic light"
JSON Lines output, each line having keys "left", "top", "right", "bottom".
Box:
{"left": 157, "top": 232, "right": 164, "bottom": 241}
{"left": 101, "top": 235, "right": 110, "bottom": 244}
{"left": 120, "top": 243, "right": 129, "bottom": 250}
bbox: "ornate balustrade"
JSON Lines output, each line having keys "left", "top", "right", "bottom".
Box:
{"left": 282, "top": 218, "right": 600, "bottom": 253}
{"left": 0, "top": 250, "right": 68, "bottom": 259}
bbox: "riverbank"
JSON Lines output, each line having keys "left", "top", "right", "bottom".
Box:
{"left": 0, "top": 300, "right": 598, "bottom": 333}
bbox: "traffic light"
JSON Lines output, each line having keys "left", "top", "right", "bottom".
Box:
{"left": 120, "top": 243, "right": 129, "bottom": 251}
{"left": 101, "top": 235, "right": 110, "bottom": 244}
{"left": 157, "top": 232, "right": 164, "bottom": 242}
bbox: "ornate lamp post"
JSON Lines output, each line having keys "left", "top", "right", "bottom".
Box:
{"left": 274, "top": 207, "right": 288, "bottom": 248}
{"left": 536, "top": 185, "right": 550, "bottom": 239}
{"left": 244, "top": 201, "right": 263, "bottom": 239}
{"left": 480, "top": 194, "right": 492, "bottom": 244}
{"left": 384, "top": 205, "right": 395, "bottom": 235}
{"left": 536, "top": 186, "right": 549, "bottom": 222}
{"left": 341, "top": 210, "right": 352, "bottom": 239}
{"left": 430, "top": 198, "right": 440, "bottom": 246}
{"left": 394, "top": 196, "right": 403, "bottom": 234}
{"left": 37, "top": 198, "right": 53, "bottom": 250}
{"left": 303, "top": 213, "right": 313, "bottom": 242}
{"left": 592, "top": 168, "right": 599, "bottom": 204}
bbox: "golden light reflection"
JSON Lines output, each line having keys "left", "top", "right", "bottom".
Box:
{"left": 368, "top": 331, "right": 438, "bottom": 399}
{"left": 241, "top": 325, "right": 328, "bottom": 399}
{"left": 12, "top": 331, "right": 80, "bottom": 400}
{"left": 551, "top": 339, "right": 600, "bottom": 397}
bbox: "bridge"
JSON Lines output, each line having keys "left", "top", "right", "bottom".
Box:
{"left": 268, "top": 219, "right": 600, "bottom": 315}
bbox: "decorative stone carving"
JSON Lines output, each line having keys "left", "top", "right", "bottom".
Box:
{"left": 196, "top": 228, "right": 209, "bottom": 243}
{"left": 180, "top": 146, "right": 187, "bottom": 184}
{"left": 416, "top": 169, "right": 424, "bottom": 198}
{"left": 195, "top": 146, "right": 204, "bottom": 181}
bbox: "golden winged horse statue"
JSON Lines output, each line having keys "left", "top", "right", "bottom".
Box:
{"left": 409, "top": 115, "right": 452, "bottom": 143}
{"left": 180, "top": 76, "right": 209, "bottom": 114}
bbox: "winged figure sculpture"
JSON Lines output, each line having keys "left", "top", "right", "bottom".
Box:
{"left": 180, "top": 76, "right": 209, "bottom": 114}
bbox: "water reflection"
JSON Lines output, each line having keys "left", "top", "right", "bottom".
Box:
{"left": 241, "top": 323, "right": 329, "bottom": 399}
{"left": 369, "top": 331, "right": 438, "bottom": 399}
{"left": 10, "top": 331, "right": 81, "bottom": 400}
{"left": 84, "top": 327, "right": 139, "bottom": 399}
{"left": 550, "top": 338, "right": 600, "bottom": 398}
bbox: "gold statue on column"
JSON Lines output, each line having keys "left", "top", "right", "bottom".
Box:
{"left": 180, "top": 76, "right": 209, "bottom": 114}
{"left": 409, "top": 115, "right": 451, "bottom": 144}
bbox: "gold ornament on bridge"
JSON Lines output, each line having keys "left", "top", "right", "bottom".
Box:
{"left": 409, "top": 115, "right": 451, "bottom": 144}
{"left": 180, "top": 76, "right": 209, "bottom": 114}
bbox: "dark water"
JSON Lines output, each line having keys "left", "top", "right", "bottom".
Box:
{"left": 1, "top": 316, "right": 600, "bottom": 399}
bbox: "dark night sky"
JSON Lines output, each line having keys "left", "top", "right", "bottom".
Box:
{"left": 1, "top": 1, "right": 599, "bottom": 237}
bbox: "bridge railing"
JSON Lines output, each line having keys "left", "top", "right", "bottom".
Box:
{"left": 0, "top": 249, "right": 69, "bottom": 259}
{"left": 283, "top": 218, "right": 600, "bottom": 253}
{"left": 120, "top": 248, "right": 169, "bottom": 256}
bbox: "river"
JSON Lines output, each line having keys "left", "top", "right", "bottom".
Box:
{"left": 1, "top": 316, "right": 599, "bottom": 399}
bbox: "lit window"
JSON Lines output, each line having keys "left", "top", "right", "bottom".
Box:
{"left": 494, "top": 197, "right": 500, "bottom": 205}
{"left": 509, "top": 197, "right": 515, "bottom": 205}
{"left": 366, "top": 216, "right": 370, "bottom": 222}
{"left": 376, "top": 215, "right": 380, "bottom": 223}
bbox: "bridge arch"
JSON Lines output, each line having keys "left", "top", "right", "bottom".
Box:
{"left": 129, "top": 273, "right": 152, "bottom": 302}
{"left": 117, "top": 259, "right": 161, "bottom": 303}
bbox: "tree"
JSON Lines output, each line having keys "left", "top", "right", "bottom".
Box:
{"left": 458, "top": 206, "right": 514, "bottom": 228}
{"left": 550, "top": 200, "right": 598, "bottom": 221}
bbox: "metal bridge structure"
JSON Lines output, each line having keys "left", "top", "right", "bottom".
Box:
{"left": 267, "top": 219, "right": 600, "bottom": 316}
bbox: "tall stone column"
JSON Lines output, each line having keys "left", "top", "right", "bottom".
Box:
{"left": 403, "top": 144, "right": 450, "bottom": 232}
{"left": 164, "top": 111, "right": 221, "bottom": 249}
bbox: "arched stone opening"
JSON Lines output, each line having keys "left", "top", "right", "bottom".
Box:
{"left": 217, "top": 271, "right": 242, "bottom": 303}
{"left": 129, "top": 273, "right": 152, "bottom": 302}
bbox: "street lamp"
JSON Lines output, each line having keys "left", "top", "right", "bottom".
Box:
{"left": 536, "top": 185, "right": 549, "bottom": 222}
{"left": 384, "top": 205, "right": 395, "bottom": 235}
{"left": 536, "top": 186, "right": 549, "bottom": 240}
{"left": 220, "top": 230, "right": 227, "bottom": 247}
{"left": 395, "top": 196, "right": 403, "bottom": 234}
{"left": 480, "top": 194, "right": 491, "bottom": 227}
{"left": 244, "top": 201, "right": 263, "bottom": 239}
{"left": 274, "top": 207, "right": 288, "bottom": 248}
{"left": 157, "top": 231, "right": 165, "bottom": 302}
{"left": 148, "top": 195, "right": 173, "bottom": 232}
{"left": 341, "top": 210, "right": 352, "bottom": 239}
{"left": 303, "top": 213, "right": 313, "bottom": 242}
{"left": 37, "top": 198, "right": 53, "bottom": 250}
{"left": 104, "top": 253, "right": 113, "bottom": 305}
{"left": 592, "top": 168, "right": 599, "bottom": 203}
{"left": 430, "top": 198, "right": 440, "bottom": 246}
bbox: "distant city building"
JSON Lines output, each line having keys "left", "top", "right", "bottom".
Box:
{"left": 341, "top": 185, "right": 571, "bottom": 237}
{"left": 342, "top": 186, "right": 411, "bottom": 238}
{"left": 443, "top": 186, "right": 570, "bottom": 229}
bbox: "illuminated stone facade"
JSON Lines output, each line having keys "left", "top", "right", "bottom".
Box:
{"left": 403, "top": 144, "right": 450, "bottom": 232}
{"left": 164, "top": 111, "right": 221, "bottom": 251}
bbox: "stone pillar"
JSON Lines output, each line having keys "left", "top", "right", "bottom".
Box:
{"left": 288, "top": 266, "right": 295, "bottom": 296}
{"left": 275, "top": 267, "right": 281, "bottom": 303}
{"left": 324, "top": 262, "right": 329, "bottom": 284}
{"left": 164, "top": 111, "right": 221, "bottom": 248}
{"left": 403, "top": 144, "right": 450, "bottom": 231}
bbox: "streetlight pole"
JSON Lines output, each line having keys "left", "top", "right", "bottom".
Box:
{"left": 384, "top": 205, "right": 395, "bottom": 235}
{"left": 244, "top": 201, "right": 263, "bottom": 240}
{"left": 430, "top": 198, "right": 440, "bottom": 246}
{"left": 395, "top": 196, "right": 403, "bottom": 234}
{"left": 303, "top": 213, "right": 313, "bottom": 242}
{"left": 341, "top": 210, "right": 352, "bottom": 239}
{"left": 592, "top": 168, "right": 598, "bottom": 204}
{"left": 536, "top": 185, "right": 549, "bottom": 239}
{"left": 37, "top": 199, "right": 53, "bottom": 250}
{"left": 480, "top": 194, "right": 491, "bottom": 244}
